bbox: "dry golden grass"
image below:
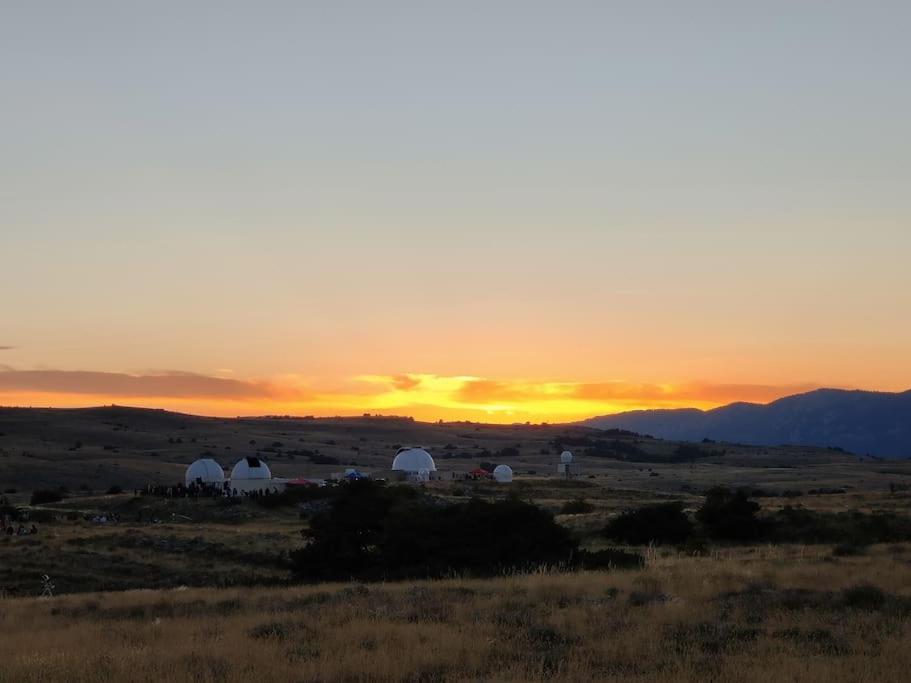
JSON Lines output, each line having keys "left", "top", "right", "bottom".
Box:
{"left": 2, "top": 545, "right": 910, "bottom": 682}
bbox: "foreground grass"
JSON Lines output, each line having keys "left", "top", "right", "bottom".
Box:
{"left": 2, "top": 545, "right": 910, "bottom": 682}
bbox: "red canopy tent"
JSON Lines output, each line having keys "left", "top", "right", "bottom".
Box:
{"left": 286, "top": 478, "right": 318, "bottom": 487}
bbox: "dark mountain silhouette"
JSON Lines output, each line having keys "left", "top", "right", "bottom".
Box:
{"left": 581, "top": 388, "right": 911, "bottom": 458}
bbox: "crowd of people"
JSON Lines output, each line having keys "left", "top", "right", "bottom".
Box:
{"left": 141, "top": 481, "right": 226, "bottom": 499}
{"left": 1, "top": 511, "right": 38, "bottom": 536}
{"left": 141, "top": 481, "right": 278, "bottom": 499}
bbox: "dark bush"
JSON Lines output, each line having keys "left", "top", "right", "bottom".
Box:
{"left": 308, "top": 453, "right": 340, "bottom": 466}
{"left": 584, "top": 439, "right": 647, "bottom": 460}
{"left": 766, "top": 506, "right": 911, "bottom": 545}
{"left": 673, "top": 444, "right": 719, "bottom": 461}
{"left": 841, "top": 584, "right": 886, "bottom": 610}
{"left": 560, "top": 499, "right": 594, "bottom": 515}
{"left": 696, "top": 487, "right": 762, "bottom": 541}
{"left": 0, "top": 500, "right": 20, "bottom": 522}
{"left": 290, "top": 480, "right": 578, "bottom": 581}
{"left": 604, "top": 502, "right": 692, "bottom": 545}
{"left": 832, "top": 542, "right": 867, "bottom": 557}
{"left": 106, "top": 485, "right": 123, "bottom": 495}
{"left": 30, "top": 489, "right": 65, "bottom": 505}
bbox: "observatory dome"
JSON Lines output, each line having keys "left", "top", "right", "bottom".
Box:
{"left": 560, "top": 451, "right": 574, "bottom": 464}
{"left": 185, "top": 458, "right": 225, "bottom": 487}
{"left": 392, "top": 447, "right": 436, "bottom": 473}
{"left": 493, "top": 464, "right": 513, "bottom": 483}
{"left": 231, "top": 456, "right": 272, "bottom": 480}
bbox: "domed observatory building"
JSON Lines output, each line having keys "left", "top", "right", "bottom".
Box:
{"left": 392, "top": 447, "right": 435, "bottom": 481}
{"left": 388, "top": 447, "right": 452, "bottom": 481}
{"left": 493, "top": 464, "right": 513, "bottom": 483}
{"left": 229, "top": 456, "right": 282, "bottom": 494}
{"left": 185, "top": 458, "right": 225, "bottom": 489}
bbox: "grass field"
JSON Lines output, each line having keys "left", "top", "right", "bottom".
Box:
{"left": 2, "top": 545, "right": 910, "bottom": 682}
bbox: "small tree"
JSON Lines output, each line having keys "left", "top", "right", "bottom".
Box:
{"left": 696, "top": 487, "right": 761, "bottom": 541}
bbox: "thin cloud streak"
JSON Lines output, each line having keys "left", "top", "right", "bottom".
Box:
{"left": 0, "top": 369, "right": 309, "bottom": 401}
{"left": 453, "top": 378, "right": 819, "bottom": 407}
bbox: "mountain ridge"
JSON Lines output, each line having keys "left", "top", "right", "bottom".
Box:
{"left": 581, "top": 388, "right": 911, "bottom": 458}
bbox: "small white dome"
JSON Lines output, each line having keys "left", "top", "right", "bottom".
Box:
{"left": 231, "top": 456, "right": 272, "bottom": 480}
{"left": 493, "top": 464, "right": 513, "bottom": 483}
{"left": 185, "top": 458, "right": 224, "bottom": 487}
{"left": 560, "top": 451, "right": 574, "bottom": 464}
{"left": 392, "top": 447, "right": 436, "bottom": 473}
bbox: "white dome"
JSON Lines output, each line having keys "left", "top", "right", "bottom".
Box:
{"left": 185, "top": 458, "right": 225, "bottom": 487}
{"left": 560, "top": 450, "right": 574, "bottom": 464}
{"left": 392, "top": 447, "right": 436, "bottom": 473}
{"left": 231, "top": 456, "right": 272, "bottom": 480}
{"left": 493, "top": 464, "right": 513, "bottom": 483}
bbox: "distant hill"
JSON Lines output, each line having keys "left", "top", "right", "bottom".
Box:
{"left": 581, "top": 388, "right": 911, "bottom": 458}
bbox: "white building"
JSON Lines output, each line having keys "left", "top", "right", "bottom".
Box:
{"left": 229, "top": 456, "right": 283, "bottom": 494}
{"left": 392, "top": 447, "right": 436, "bottom": 473}
{"left": 493, "top": 464, "right": 513, "bottom": 483}
{"left": 385, "top": 447, "right": 454, "bottom": 481}
{"left": 185, "top": 458, "right": 225, "bottom": 488}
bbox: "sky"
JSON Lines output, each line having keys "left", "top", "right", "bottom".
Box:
{"left": 2, "top": 1, "right": 910, "bottom": 422}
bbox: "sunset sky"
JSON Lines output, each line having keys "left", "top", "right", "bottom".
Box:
{"left": 2, "top": 2, "right": 910, "bottom": 422}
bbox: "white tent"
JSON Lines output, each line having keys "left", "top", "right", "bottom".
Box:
{"left": 392, "top": 447, "right": 436, "bottom": 473}
{"left": 493, "top": 464, "right": 513, "bottom": 483}
{"left": 185, "top": 458, "right": 225, "bottom": 487}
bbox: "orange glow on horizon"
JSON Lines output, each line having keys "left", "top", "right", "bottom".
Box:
{"left": 0, "top": 372, "right": 829, "bottom": 423}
